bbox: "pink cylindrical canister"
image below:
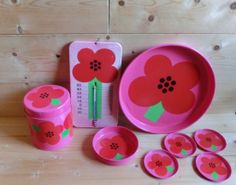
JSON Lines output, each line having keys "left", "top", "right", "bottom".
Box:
{"left": 23, "top": 84, "right": 73, "bottom": 151}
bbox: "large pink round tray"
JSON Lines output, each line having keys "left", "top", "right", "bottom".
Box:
{"left": 119, "top": 44, "right": 215, "bottom": 133}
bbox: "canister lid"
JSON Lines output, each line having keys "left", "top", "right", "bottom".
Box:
{"left": 23, "top": 84, "right": 71, "bottom": 118}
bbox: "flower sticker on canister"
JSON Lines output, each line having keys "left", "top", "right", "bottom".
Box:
{"left": 27, "top": 86, "right": 64, "bottom": 108}
{"left": 23, "top": 84, "right": 73, "bottom": 151}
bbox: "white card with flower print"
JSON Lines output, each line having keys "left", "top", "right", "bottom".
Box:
{"left": 69, "top": 41, "right": 122, "bottom": 128}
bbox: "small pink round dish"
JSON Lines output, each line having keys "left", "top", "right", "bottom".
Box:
{"left": 92, "top": 126, "right": 138, "bottom": 165}
{"left": 163, "top": 133, "right": 196, "bottom": 158}
{"left": 193, "top": 129, "right": 226, "bottom": 152}
{"left": 143, "top": 149, "right": 178, "bottom": 179}
{"left": 119, "top": 44, "right": 215, "bottom": 133}
{"left": 195, "top": 152, "right": 231, "bottom": 182}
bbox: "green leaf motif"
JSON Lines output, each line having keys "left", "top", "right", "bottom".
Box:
{"left": 212, "top": 172, "right": 219, "bottom": 180}
{"left": 144, "top": 102, "right": 165, "bottom": 122}
{"left": 166, "top": 166, "right": 174, "bottom": 173}
{"left": 114, "top": 153, "right": 123, "bottom": 160}
{"left": 181, "top": 149, "right": 188, "bottom": 156}
{"left": 32, "top": 125, "right": 40, "bottom": 133}
{"left": 62, "top": 129, "right": 69, "bottom": 138}
{"left": 51, "top": 98, "right": 61, "bottom": 106}
{"left": 211, "top": 145, "right": 217, "bottom": 151}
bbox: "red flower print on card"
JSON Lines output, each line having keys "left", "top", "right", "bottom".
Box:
{"left": 129, "top": 55, "right": 199, "bottom": 114}
{"left": 168, "top": 136, "right": 192, "bottom": 155}
{"left": 148, "top": 154, "right": 173, "bottom": 176}
{"left": 73, "top": 48, "right": 118, "bottom": 83}
{"left": 27, "top": 86, "right": 64, "bottom": 108}
{"left": 99, "top": 136, "right": 127, "bottom": 160}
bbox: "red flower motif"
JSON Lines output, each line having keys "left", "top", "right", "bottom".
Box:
{"left": 198, "top": 133, "right": 222, "bottom": 148}
{"left": 36, "top": 122, "right": 63, "bottom": 145}
{"left": 27, "top": 86, "right": 64, "bottom": 108}
{"left": 64, "top": 113, "right": 73, "bottom": 136}
{"left": 73, "top": 48, "right": 118, "bottom": 83}
{"left": 168, "top": 136, "right": 192, "bottom": 154}
{"left": 200, "top": 157, "right": 227, "bottom": 175}
{"left": 99, "top": 136, "right": 127, "bottom": 159}
{"left": 129, "top": 55, "right": 199, "bottom": 114}
{"left": 148, "top": 154, "right": 172, "bottom": 176}
{"left": 29, "top": 125, "right": 35, "bottom": 137}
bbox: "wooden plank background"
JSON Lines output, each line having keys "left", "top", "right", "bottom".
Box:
{"left": 110, "top": 0, "right": 236, "bottom": 33}
{"left": 0, "top": 0, "right": 108, "bottom": 34}
{"left": 0, "top": 0, "right": 236, "bottom": 185}
{"left": 1, "top": 34, "right": 236, "bottom": 116}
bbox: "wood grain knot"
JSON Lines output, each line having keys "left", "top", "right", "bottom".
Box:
{"left": 106, "top": 35, "right": 110, "bottom": 40}
{"left": 11, "top": 0, "right": 18, "bottom": 4}
{"left": 230, "top": 2, "right": 236, "bottom": 10}
{"left": 56, "top": 54, "right": 61, "bottom": 58}
{"left": 118, "top": 0, "right": 125, "bottom": 6}
{"left": 12, "top": 52, "right": 17, "bottom": 56}
{"left": 148, "top": 15, "right": 155, "bottom": 22}
{"left": 94, "top": 38, "right": 100, "bottom": 45}
{"left": 213, "top": 45, "right": 221, "bottom": 51}
{"left": 16, "top": 25, "right": 23, "bottom": 34}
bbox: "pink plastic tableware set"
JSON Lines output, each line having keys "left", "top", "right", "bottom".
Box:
{"left": 23, "top": 41, "right": 231, "bottom": 182}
